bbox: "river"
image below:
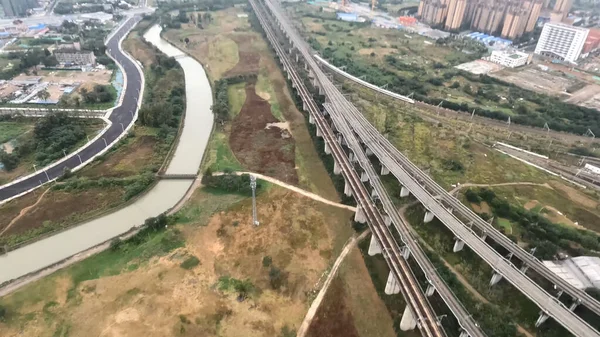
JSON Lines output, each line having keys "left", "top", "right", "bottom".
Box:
{"left": 0, "top": 24, "right": 214, "bottom": 285}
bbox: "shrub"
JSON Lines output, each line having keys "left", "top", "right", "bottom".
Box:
{"left": 180, "top": 256, "right": 200, "bottom": 269}
{"left": 262, "top": 256, "right": 272, "bottom": 268}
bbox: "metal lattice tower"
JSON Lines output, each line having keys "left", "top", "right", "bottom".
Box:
{"left": 250, "top": 175, "right": 259, "bottom": 226}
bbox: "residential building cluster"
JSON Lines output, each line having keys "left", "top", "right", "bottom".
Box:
{"left": 417, "top": 0, "right": 573, "bottom": 40}
{"left": 1, "top": 0, "right": 39, "bottom": 18}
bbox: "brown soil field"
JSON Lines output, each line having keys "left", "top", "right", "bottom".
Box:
{"left": 224, "top": 34, "right": 261, "bottom": 77}
{"left": 305, "top": 277, "right": 360, "bottom": 337}
{"left": 230, "top": 81, "right": 298, "bottom": 184}
{"left": 0, "top": 190, "right": 40, "bottom": 233}
{"left": 0, "top": 187, "right": 124, "bottom": 242}
{"left": 81, "top": 136, "right": 158, "bottom": 179}
{"left": 0, "top": 186, "right": 354, "bottom": 337}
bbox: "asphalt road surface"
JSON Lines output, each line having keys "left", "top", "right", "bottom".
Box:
{"left": 0, "top": 16, "right": 143, "bottom": 203}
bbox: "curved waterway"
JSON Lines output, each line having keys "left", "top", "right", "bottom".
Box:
{"left": 0, "top": 25, "right": 214, "bottom": 285}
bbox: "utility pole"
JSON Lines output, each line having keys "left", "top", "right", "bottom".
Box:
{"left": 251, "top": 175, "right": 259, "bottom": 226}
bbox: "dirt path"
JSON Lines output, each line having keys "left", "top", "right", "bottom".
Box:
{"left": 296, "top": 230, "right": 370, "bottom": 337}
{"left": 1, "top": 187, "right": 51, "bottom": 236}
{"left": 448, "top": 182, "right": 552, "bottom": 195}
{"left": 398, "top": 205, "right": 536, "bottom": 337}
{"left": 217, "top": 171, "right": 356, "bottom": 211}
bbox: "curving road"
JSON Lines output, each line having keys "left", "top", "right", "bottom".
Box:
{"left": 0, "top": 16, "right": 143, "bottom": 204}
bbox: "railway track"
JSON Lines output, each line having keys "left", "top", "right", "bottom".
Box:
{"left": 316, "top": 55, "right": 600, "bottom": 322}
{"left": 258, "top": 1, "right": 600, "bottom": 336}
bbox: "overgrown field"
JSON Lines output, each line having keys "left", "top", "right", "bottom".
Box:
{"left": 163, "top": 6, "right": 338, "bottom": 199}
{"left": 0, "top": 182, "right": 354, "bottom": 337}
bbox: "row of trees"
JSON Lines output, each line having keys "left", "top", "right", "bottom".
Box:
{"left": 0, "top": 113, "right": 89, "bottom": 171}
{"left": 80, "top": 85, "right": 115, "bottom": 104}
{"left": 466, "top": 188, "right": 600, "bottom": 259}
{"left": 202, "top": 172, "right": 262, "bottom": 194}
{"left": 212, "top": 74, "right": 257, "bottom": 125}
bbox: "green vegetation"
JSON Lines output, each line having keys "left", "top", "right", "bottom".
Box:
{"left": 138, "top": 55, "right": 185, "bottom": 128}
{"left": 180, "top": 255, "right": 200, "bottom": 269}
{"left": 201, "top": 172, "right": 262, "bottom": 194}
{"left": 80, "top": 85, "right": 115, "bottom": 104}
{"left": 291, "top": 3, "right": 600, "bottom": 135}
{"left": 217, "top": 276, "right": 256, "bottom": 300}
{"left": 0, "top": 112, "right": 94, "bottom": 170}
{"left": 212, "top": 74, "right": 258, "bottom": 125}
{"left": 467, "top": 187, "right": 600, "bottom": 258}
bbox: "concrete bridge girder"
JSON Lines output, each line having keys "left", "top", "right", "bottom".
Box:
{"left": 344, "top": 179, "right": 352, "bottom": 197}
{"left": 333, "top": 160, "right": 342, "bottom": 175}
{"left": 381, "top": 165, "right": 390, "bottom": 176}
{"left": 426, "top": 283, "right": 436, "bottom": 297}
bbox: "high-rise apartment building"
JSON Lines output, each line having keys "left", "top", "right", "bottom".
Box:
{"left": 1, "top": 0, "right": 37, "bottom": 17}
{"left": 525, "top": 0, "right": 543, "bottom": 32}
{"left": 418, "top": 0, "right": 449, "bottom": 27}
{"left": 553, "top": 0, "right": 573, "bottom": 21}
{"left": 534, "top": 22, "right": 589, "bottom": 62}
{"left": 500, "top": 0, "right": 543, "bottom": 39}
{"left": 445, "top": 0, "right": 467, "bottom": 30}
{"left": 471, "top": 0, "right": 507, "bottom": 35}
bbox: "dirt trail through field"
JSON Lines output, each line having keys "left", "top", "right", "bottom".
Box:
{"left": 448, "top": 181, "right": 552, "bottom": 195}
{"left": 398, "top": 204, "right": 536, "bottom": 337}
{"left": 296, "top": 230, "right": 370, "bottom": 337}
{"left": 215, "top": 171, "right": 355, "bottom": 211}
{"left": 1, "top": 187, "right": 51, "bottom": 237}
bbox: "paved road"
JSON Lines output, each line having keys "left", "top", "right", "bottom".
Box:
{"left": 0, "top": 16, "right": 143, "bottom": 203}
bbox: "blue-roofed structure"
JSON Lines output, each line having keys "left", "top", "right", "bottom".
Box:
{"left": 28, "top": 23, "right": 46, "bottom": 30}
{"left": 466, "top": 32, "right": 512, "bottom": 48}
{"left": 336, "top": 12, "right": 360, "bottom": 22}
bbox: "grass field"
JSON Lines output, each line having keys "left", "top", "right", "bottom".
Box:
{"left": 0, "top": 120, "right": 32, "bottom": 144}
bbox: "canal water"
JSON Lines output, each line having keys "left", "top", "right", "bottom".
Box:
{"left": 0, "top": 24, "right": 214, "bottom": 284}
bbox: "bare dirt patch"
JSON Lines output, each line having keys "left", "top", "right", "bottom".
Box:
{"left": 305, "top": 277, "right": 360, "bottom": 337}
{"left": 0, "top": 187, "right": 124, "bottom": 239}
{"left": 223, "top": 34, "right": 261, "bottom": 77}
{"left": 549, "top": 181, "right": 599, "bottom": 209}
{"left": 230, "top": 81, "right": 298, "bottom": 184}
{"left": 0, "top": 191, "right": 39, "bottom": 233}
{"left": 0, "top": 186, "right": 353, "bottom": 337}
{"left": 471, "top": 201, "right": 490, "bottom": 214}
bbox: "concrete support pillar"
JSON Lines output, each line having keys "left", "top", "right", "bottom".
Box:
{"left": 489, "top": 272, "right": 503, "bottom": 286}
{"left": 304, "top": 61, "right": 308, "bottom": 71}
{"left": 426, "top": 284, "right": 436, "bottom": 297}
{"left": 333, "top": 160, "right": 341, "bottom": 175}
{"left": 313, "top": 77, "right": 318, "bottom": 87}
{"left": 569, "top": 301, "right": 580, "bottom": 311}
{"left": 371, "top": 188, "right": 378, "bottom": 199}
{"left": 295, "top": 53, "right": 299, "bottom": 62}
{"left": 400, "top": 306, "right": 417, "bottom": 331}
{"left": 401, "top": 246, "right": 410, "bottom": 259}
{"left": 367, "top": 234, "right": 381, "bottom": 256}
{"left": 302, "top": 102, "right": 307, "bottom": 112}
{"left": 288, "top": 47, "right": 293, "bottom": 54}
{"left": 366, "top": 147, "right": 374, "bottom": 156}
{"left": 520, "top": 265, "right": 529, "bottom": 274}
{"left": 355, "top": 205, "right": 367, "bottom": 224}
{"left": 337, "top": 134, "right": 343, "bottom": 145}
{"left": 360, "top": 171, "right": 369, "bottom": 182}
{"left": 459, "top": 331, "right": 469, "bottom": 337}
{"left": 316, "top": 127, "right": 322, "bottom": 138}
{"left": 324, "top": 141, "right": 331, "bottom": 154}
{"left": 453, "top": 239, "right": 465, "bottom": 253}
{"left": 344, "top": 180, "right": 352, "bottom": 197}
{"left": 381, "top": 165, "right": 390, "bottom": 175}
{"left": 400, "top": 186, "right": 410, "bottom": 198}
{"left": 384, "top": 215, "right": 392, "bottom": 226}
{"left": 535, "top": 312, "right": 549, "bottom": 327}
{"left": 349, "top": 151, "right": 357, "bottom": 163}
{"left": 309, "top": 114, "right": 315, "bottom": 124}
{"left": 318, "top": 85, "right": 324, "bottom": 95}
{"left": 287, "top": 71, "right": 291, "bottom": 80}
{"left": 481, "top": 232, "right": 488, "bottom": 241}
{"left": 423, "top": 211, "right": 434, "bottom": 223}
{"left": 385, "top": 272, "right": 401, "bottom": 295}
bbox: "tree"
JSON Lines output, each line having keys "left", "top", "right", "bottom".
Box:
{"left": 38, "top": 89, "right": 50, "bottom": 101}
{"left": 0, "top": 150, "right": 18, "bottom": 171}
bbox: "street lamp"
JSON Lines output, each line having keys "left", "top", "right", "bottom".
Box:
{"left": 102, "top": 138, "right": 108, "bottom": 147}
{"left": 120, "top": 123, "right": 125, "bottom": 132}
{"left": 77, "top": 154, "right": 83, "bottom": 165}
{"left": 43, "top": 170, "right": 50, "bottom": 181}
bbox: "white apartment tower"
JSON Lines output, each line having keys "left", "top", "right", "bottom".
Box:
{"left": 534, "top": 22, "right": 589, "bottom": 63}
